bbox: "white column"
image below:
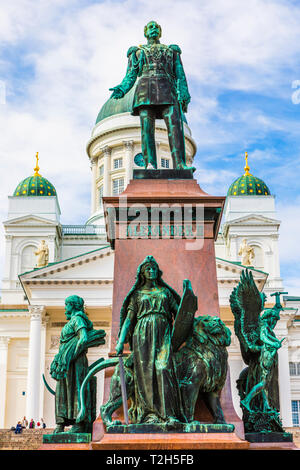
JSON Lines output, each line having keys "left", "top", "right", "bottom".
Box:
{"left": 228, "top": 358, "right": 244, "bottom": 418}
{"left": 229, "top": 234, "right": 238, "bottom": 261}
{"left": 39, "top": 314, "right": 49, "bottom": 421}
{"left": 3, "top": 235, "right": 12, "bottom": 281}
{"left": 47, "top": 235, "right": 56, "bottom": 264}
{"left": 26, "top": 306, "right": 44, "bottom": 422}
{"left": 123, "top": 140, "right": 134, "bottom": 186}
{"left": 278, "top": 341, "right": 293, "bottom": 427}
{"left": 0, "top": 336, "right": 10, "bottom": 427}
{"left": 90, "top": 157, "right": 98, "bottom": 214}
{"left": 276, "top": 312, "right": 295, "bottom": 427}
{"left": 102, "top": 146, "right": 111, "bottom": 197}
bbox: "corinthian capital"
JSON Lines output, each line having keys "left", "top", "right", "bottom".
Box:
{"left": 28, "top": 305, "right": 45, "bottom": 320}
{"left": 102, "top": 145, "right": 112, "bottom": 157}
{"left": 123, "top": 140, "right": 134, "bottom": 150}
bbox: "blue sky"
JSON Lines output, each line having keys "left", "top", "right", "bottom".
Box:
{"left": 0, "top": 0, "right": 300, "bottom": 294}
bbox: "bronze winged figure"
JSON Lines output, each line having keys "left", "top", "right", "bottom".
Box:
{"left": 230, "top": 269, "right": 285, "bottom": 433}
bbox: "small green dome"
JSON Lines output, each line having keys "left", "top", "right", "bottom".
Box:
{"left": 95, "top": 83, "right": 188, "bottom": 124}
{"left": 13, "top": 175, "right": 57, "bottom": 197}
{"left": 13, "top": 153, "right": 57, "bottom": 197}
{"left": 227, "top": 152, "right": 271, "bottom": 196}
{"left": 227, "top": 174, "right": 271, "bottom": 196}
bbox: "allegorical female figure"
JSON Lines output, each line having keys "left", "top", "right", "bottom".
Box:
{"left": 116, "top": 256, "right": 186, "bottom": 425}
{"left": 50, "top": 295, "right": 105, "bottom": 433}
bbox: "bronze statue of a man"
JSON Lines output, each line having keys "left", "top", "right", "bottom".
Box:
{"left": 50, "top": 295, "right": 105, "bottom": 434}
{"left": 110, "top": 21, "right": 192, "bottom": 170}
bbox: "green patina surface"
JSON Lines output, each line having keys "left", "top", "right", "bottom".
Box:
{"left": 43, "top": 432, "right": 91, "bottom": 444}
{"left": 0, "top": 309, "right": 28, "bottom": 312}
{"left": 227, "top": 173, "right": 271, "bottom": 196}
{"left": 13, "top": 175, "right": 56, "bottom": 197}
{"left": 216, "top": 257, "right": 268, "bottom": 275}
{"left": 96, "top": 256, "right": 233, "bottom": 430}
{"left": 106, "top": 422, "right": 235, "bottom": 434}
{"left": 96, "top": 83, "right": 188, "bottom": 124}
{"left": 109, "top": 21, "right": 192, "bottom": 171}
{"left": 48, "top": 295, "right": 106, "bottom": 436}
{"left": 230, "top": 270, "right": 287, "bottom": 435}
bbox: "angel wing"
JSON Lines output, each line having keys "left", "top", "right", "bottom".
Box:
{"left": 230, "top": 269, "right": 266, "bottom": 364}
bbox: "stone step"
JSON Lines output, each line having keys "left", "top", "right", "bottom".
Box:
{"left": 0, "top": 429, "right": 54, "bottom": 451}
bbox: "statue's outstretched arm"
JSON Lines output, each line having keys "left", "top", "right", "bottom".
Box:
{"left": 110, "top": 47, "right": 139, "bottom": 99}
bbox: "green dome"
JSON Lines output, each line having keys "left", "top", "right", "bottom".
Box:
{"left": 13, "top": 174, "right": 56, "bottom": 197}
{"left": 227, "top": 152, "right": 271, "bottom": 197}
{"left": 227, "top": 173, "right": 271, "bottom": 196}
{"left": 96, "top": 85, "right": 136, "bottom": 124}
{"left": 96, "top": 83, "right": 188, "bottom": 124}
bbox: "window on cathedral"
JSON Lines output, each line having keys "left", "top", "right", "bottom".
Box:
{"left": 291, "top": 400, "right": 300, "bottom": 426}
{"left": 289, "top": 362, "right": 300, "bottom": 376}
{"left": 99, "top": 185, "right": 104, "bottom": 206}
{"left": 99, "top": 165, "right": 104, "bottom": 176}
{"left": 21, "top": 245, "right": 37, "bottom": 273}
{"left": 113, "top": 158, "right": 123, "bottom": 169}
{"left": 161, "top": 158, "right": 170, "bottom": 168}
{"left": 112, "top": 177, "right": 124, "bottom": 195}
{"left": 251, "top": 245, "right": 264, "bottom": 268}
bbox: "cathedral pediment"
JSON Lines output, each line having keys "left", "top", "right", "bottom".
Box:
{"left": 216, "top": 257, "right": 268, "bottom": 291}
{"left": 20, "top": 245, "right": 113, "bottom": 281}
{"left": 3, "top": 214, "right": 59, "bottom": 227}
{"left": 223, "top": 213, "right": 280, "bottom": 226}
{"left": 19, "top": 245, "right": 114, "bottom": 305}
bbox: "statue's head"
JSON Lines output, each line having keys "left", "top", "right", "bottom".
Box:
{"left": 144, "top": 21, "right": 162, "bottom": 40}
{"left": 138, "top": 255, "right": 161, "bottom": 284}
{"left": 65, "top": 295, "right": 84, "bottom": 318}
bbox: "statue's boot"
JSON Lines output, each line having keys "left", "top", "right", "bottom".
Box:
{"left": 139, "top": 108, "right": 157, "bottom": 169}
{"left": 53, "top": 424, "right": 65, "bottom": 434}
{"left": 240, "top": 398, "right": 252, "bottom": 412}
{"left": 69, "top": 422, "right": 86, "bottom": 433}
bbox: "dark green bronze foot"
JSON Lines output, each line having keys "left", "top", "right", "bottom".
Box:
{"left": 68, "top": 422, "right": 86, "bottom": 434}
{"left": 53, "top": 424, "right": 65, "bottom": 434}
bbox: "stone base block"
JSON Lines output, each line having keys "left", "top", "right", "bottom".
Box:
{"left": 106, "top": 422, "right": 235, "bottom": 434}
{"left": 39, "top": 443, "right": 91, "bottom": 450}
{"left": 91, "top": 432, "right": 249, "bottom": 450}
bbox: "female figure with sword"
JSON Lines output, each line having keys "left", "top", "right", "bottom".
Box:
{"left": 116, "top": 256, "right": 186, "bottom": 425}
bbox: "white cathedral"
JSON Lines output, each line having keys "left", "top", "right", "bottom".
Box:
{"left": 1, "top": 87, "right": 300, "bottom": 438}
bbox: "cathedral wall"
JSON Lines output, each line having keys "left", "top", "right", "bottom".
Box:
{"left": 5, "top": 338, "right": 28, "bottom": 428}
